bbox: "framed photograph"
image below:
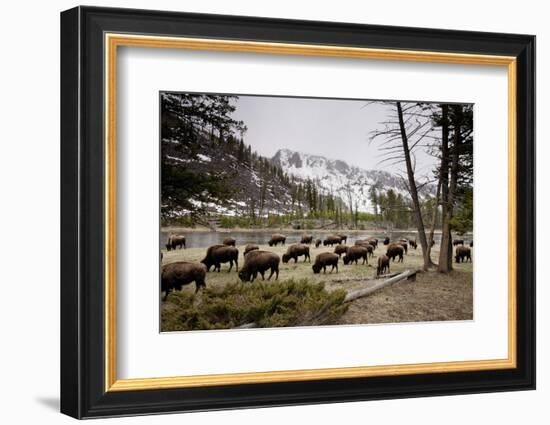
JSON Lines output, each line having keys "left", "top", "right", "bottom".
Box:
{"left": 60, "top": 6, "right": 535, "bottom": 419}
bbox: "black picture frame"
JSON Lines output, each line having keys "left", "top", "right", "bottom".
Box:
{"left": 61, "top": 5, "right": 536, "bottom": 419}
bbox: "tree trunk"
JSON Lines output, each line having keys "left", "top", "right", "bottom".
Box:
{"left": 427, "top": 178, "right": 441, "bottom": 261}
{"left": 396, "top": 102, "right": 432, "bottom": 270}
{"left": 438, "top": 105, "right": 453, "bottom": 272}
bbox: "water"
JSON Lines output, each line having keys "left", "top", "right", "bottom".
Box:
{"left": 160, "top": 229, "right": 445, "bottom": 250}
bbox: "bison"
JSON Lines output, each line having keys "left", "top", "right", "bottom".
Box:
{"left": 377, "top": 255, "right": 390, "bottom": 276}
{"left": 315, "top": 239, "right": 322, "bottom": 248}
{"left": 354, "top": 240, "right": 374, "bottom": 257}
{"left": 161, "top": 261, "right": 206, "bottom": 300}
{"left": 343, "top": 245, "right": 368, "bottom": 265}
{"left": 409, "top": 239, "right": 418, "bottom": 249}
{"left": 386, "top": 243, "right": 404, "bottom": 263}
{"left": 238, "top": 250, "right": 280, "bottom": 282}
{"left": 398, "top": 241, "right": 408, "bottom": 255}
{"left": 383, "top": 237, "right": 390, "bottom": 245}
{"left": 166, "top": 234, "right": 186, "bottom": 251}
{"left": 244, "top": 244, "right": 259, "bottom": 256}
{"left": 312, "top": 252, "right": 339, "bottom": 274}
{"left": 455, "top": 246, "right": 472, "bottom": 263}
{"left": 337, "top": 234, "right": 348, "bottom": 244}
{"left": 453, "top": 239, "right": 465, "bottom": 246}
{"left": 268, "top": 234, "right": 286, "bottom": 247}
{"left": 469, "top": 240, "right": 474, "bottom": 247}
{"left": 300, "top": 234, "right": 313, "bottom": 244}
{"left": 222, "top": 237, "right": 236, "bottom": 246}
{"left": 323, "top": 235, "right": 342, "bottom": 246}
{"left": 201, "top": 245, "right": 239, "bottom": 272}
{"left": 334, "top": 244, "right": 349, "bottom": 257}
{"left": 367, "top": 237, "right": 378, "bottom": 249}
{"left": 282, "top": 244, "right": 311, "bottom": 263}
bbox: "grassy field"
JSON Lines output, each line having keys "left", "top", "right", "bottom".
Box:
{"left": 161, "top": 239, "right": 473, "bottom": 328}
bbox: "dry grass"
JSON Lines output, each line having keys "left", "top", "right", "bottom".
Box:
{"left": 161, "top": 239, "right": 473, "bottom": 327}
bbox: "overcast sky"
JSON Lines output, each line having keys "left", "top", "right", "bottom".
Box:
{"left": 231, "top": 95, "right": 440, "bottom": 178}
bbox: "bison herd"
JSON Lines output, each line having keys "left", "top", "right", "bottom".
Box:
{"left": 160, "top": 232, "right": 473, "bottom": 299}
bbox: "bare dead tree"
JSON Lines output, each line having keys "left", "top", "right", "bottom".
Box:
{"left": 369, "top": 101, "right": 439, "bottom": 270}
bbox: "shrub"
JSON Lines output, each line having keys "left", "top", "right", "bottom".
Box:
{"left": 161, "top": 279, "right": 348, "bottom": 331}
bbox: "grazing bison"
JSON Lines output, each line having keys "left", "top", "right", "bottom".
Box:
{"left": 244, "top": 244, "right": 259, "bottom": 256}
{"left": 282, "top": 244, "right": 311, "bottom": 263}
{"left": 383, "top": 237, "right": 390, "bottom": 245}
{"left": 166, "top": 234, "right": 186, "bottom": 251}
{"left": 238, "top": 250, "right": 280, "bottom": 282}
{"left": 343, "top": 245, "right": 369, "bottom": 265}
{"left": 334, "top": 244, "right": 349, "bottom": 258}
{"left": 337, "top": 234, "right": 348, "bottom": 244}
{"left": 323, "top": 235, "right": 342, "bottom": 247}
{"left": 312, "top": 252, "right": 339, "bottom": 274}
{"left": 386, "top": 243, "right": 404, "bottom": 263}
{"left": 268, "top": 234, "right": 286, "bottom": 247}
{"left": 398, "top": 241, "right": 408, "bottom": 255}
{"left": 367, "top": 237, "right": 378, "bottom": 249}
{"left": 222, "top": 237, "right": 236, "bottom": 246}
{"left": 377, "top": 255, "right": 390, "bottom": 276}
{"left": 201, "top": 245, "right": 239, "bottom": 272}
{"left": 409, "top": 239, "right": 418, "bottom": 249}
{"left": 300, "top": 234, "right": 313, "bottom": 244}
{"left": 453, "top": 239, "right": 465, "bottom": 246}
{"left": 355, "top": 239, "right": 376, "bottom": 254}
{"left": 315, "top": 239, "right": 322, "bottom": 248}
{"left": 161, "top": 262, "right": 206, "bottom": 300}
{"left": 469, "top": 240, "right": 474, "bottom": 247}
{"left": 455, "top": 246, "right": 472, "bottom": 263}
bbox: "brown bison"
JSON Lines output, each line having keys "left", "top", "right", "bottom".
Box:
{"left": 337, "top": 234, "right": 348, "bottom": 244}
{"left": 282, "top": 244, "right": 311, "bottom": 263}
{"left": 312, "top": 252, "right": 339, "bottom": 274}
{"left": 453, "top": 239, "right": 465, "bottom": 246}
{"left": 343, "top": 245, "right": 369, "bottom": 265}
{"left": 222, "top": 237, "right": 236, "bottom": 246}
{"left": 386, "top": 243, "right": 404, "bottom": 263}
{"left": 383, "top": 237, "right": 390, "bottom": 245}
{"left": 268, "top": 234, "right": 286, "bottom": 247}
{"left": 161, "top": 262, "right": 206, "bottom": 300}
{"left": 300, "top": 234, "right": 313, "bottom": 244}
{"left": 334, "top": 244, "right": 349, "bottom": 257}
{"left": 323, "top": 235, "right": 342, "bottom": 246}
{"left": 409, "top": 239, "right": 418, "bottom": 249}
{"left": 367, "top": 237, "right": 378, "bottom": 249}
{"left": 354, "top": 240, "right": 374, "bottom": 257}
{"left": 201, "top": 245, "right": 239, "bottom": 272}
{"left": 455, "top": 246, "right": 472, "bottom": 263}
{"left": 166, "top": 234, "right": 186, "bottom": 251}
{"left": 398, "top": 241, "right": 408, "bottom": 255}
{"left": 244, "top": 244, "right": 259, "bottom": 256}
{"left": 315, "top": 239, "right": 322, "bottom": 248}
{"left": 377, "top": 255, "right": 390, "bottom": 276}
{"left": 238, "top": 250, "right": 280, "bottom": 282}
{"left": 469, "top": 241, "right": 474, "bottom": 247}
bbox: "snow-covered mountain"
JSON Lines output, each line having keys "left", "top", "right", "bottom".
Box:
{"left": 271, "top": 149, "right": 419, "bottom": 212}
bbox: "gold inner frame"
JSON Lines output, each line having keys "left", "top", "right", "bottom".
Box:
{"left": 104, "top": 33, "right": 517, "bottom": 392}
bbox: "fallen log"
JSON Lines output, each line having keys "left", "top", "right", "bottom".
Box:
{"left": 375, "top": 271, "right": 401, "bottom": 280}
{"left": 235, "top": 322, "right": 257, "bottom": 329}
{"left": 344, "top": 269, "right": 419, "bottom": 303}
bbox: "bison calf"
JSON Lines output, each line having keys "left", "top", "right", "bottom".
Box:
{"left": 312, "top": 252, "right": 339, "bottom": 274}
{"left": 377, "top": 255, "right": 390, "bottom": 276}
{"left": 161, "top": 262, "right": 206, "bottom": 300}
{"left": 239, "top": 250, "right": 280, "bottom": 282}
{"left": 282, "top": 244, "right": 311, "bottom": 263}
